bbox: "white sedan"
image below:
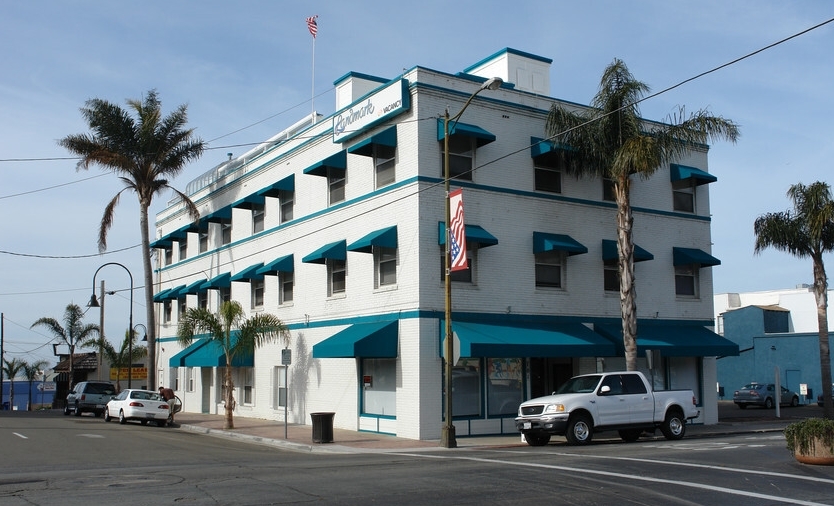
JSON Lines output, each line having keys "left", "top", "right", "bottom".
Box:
{"left": 104, "top": 389, "right": 171, "bottom": 427}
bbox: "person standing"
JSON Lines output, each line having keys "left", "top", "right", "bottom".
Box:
{"left": 159, "top": 386, "right": 176, "bottom": 424}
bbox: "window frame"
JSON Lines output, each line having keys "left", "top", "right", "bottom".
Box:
{"left": 675, "top": 264, "right": 699, "bottom": 297}
{"left": 198, "top": 230, "right": 209, "bottom": 253}
{"left": 534, "top": 164, "right": 562, "bottom": 194}
{"left": 602, "top": 177, "right": 616, "bottom": 202}
{"left": 279, "top": 189, "right": 294, "bottom": 223}
{"left": 251, "top": 279, "right": 265, "bottom": 308}
{"left": 327, "top": 258, "right": 346, "bottom": 296}
{"left": 178, "top": 238, "right": 187, "bottom": 261}
{"left": 673, "top": 186, "right": 695, "bottom": 213}
{"left": 535, "top": 249, "right": 565, "bottom": 289}
{"left": 374, "top": 246, "right": 397, "bottom": 288}
{"left": 328, "top": 168, "right": 346, "bottom": 205}
{"left": 374, "top": 144, "right": 396, "bottom": 188}
{"left": 252, "top": 202, "right": 265, "bottom": 233}
{"left": 279, "top": 271, "right": 294, "bottom": 304}
{"left": 441, "top": 136, "right": 475, "bottom": 181}
{"left": 220, "top": 219, "right": 232, "bottom": 245}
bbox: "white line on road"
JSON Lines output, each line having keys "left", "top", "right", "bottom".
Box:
{"left": 13, "top": 432, "right": 27, "bottom": 439}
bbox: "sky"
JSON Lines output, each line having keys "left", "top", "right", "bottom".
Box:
{"left": 2, "top": 1, "right": 833, "bottom": 367}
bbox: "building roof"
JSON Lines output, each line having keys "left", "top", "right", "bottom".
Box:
{"left": 53, "top": 353, "right": 98, "bottom": 372}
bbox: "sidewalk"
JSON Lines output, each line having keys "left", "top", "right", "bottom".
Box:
{"left": 174, "top": 404, "right": 814, "bottom": 454}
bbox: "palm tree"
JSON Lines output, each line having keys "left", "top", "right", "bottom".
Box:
{"left": 545, "top": 59, "right": 739, "bottom": 371}
{"left": 2, "top": 358, "right": 24, "bottom": 410}
{"left": 31, "top": 303, "right": 100, "bottom": 389}
{"left": 58, "top": 90, "right": 205, "bottom": 391}
{"left": 81, "top": 330, "right": 148, "bottom": 392}
{"left": 22, "top": 360, "right": 48, "bottom": 410}
{"left": 177, "top": 301, "right": 289, "bottom": 429}
{"left": 754, "top": 181, "right": 834, "bottom": 419}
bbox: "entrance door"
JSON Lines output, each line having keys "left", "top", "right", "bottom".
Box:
{"left": 529, "top": 358, "right": 573, "bottom": 398}
{"left": 201, "top": 368, "right": 212, "bottom": 413}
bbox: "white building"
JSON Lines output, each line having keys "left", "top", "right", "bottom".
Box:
{"left": 151, "top": 48, "right": 734, "bottom": 439}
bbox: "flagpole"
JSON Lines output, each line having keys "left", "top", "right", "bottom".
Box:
{"left": 311, "top": 34, "right": 316, "bottom": 121}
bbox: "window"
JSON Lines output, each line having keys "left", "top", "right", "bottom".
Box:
{"left": 445, "top": 358, "right": 481, "bottom": 418}
{"left": 252, "top": 203, "right": 265, "bottom": 233}
{"left": 362, "top": 358, "right": 396, "bottom": 415}
{"left": 220, "top": 286, "right": 231, "bottom": 303}
{"left": 242, "top": 367, "right": 254, "bottom": 405}
{"left": 328, "top": 168, "right": 345, "bottom": 205}
{"left": 534, "top": 164, "right": 562, "bottom": 193}
{"left": 198, "top": 291, "right": 208, "bottom": 309}
{"left": 251, "top": 279, "right": 264, "bottom": 308}
{"left": 673, "top": 186, "right": 695, "bottom": 213}
{"left": 178, "top": 296, "right": 187, "bottom": 319}
{"left": 442, "top": 136, "right": 474, "bottom": 181}
{"left": 186, "top": 367, "right": 195, "bottom": 392}
{"left": 675, "top": 264, "right": 698, "bottom": 297}
{"left": 220, "top": 220, "right": 232, "bottom": 245}
{"left": 375, "top": 247, "right": 397, "bottom": 287}
{"left": 535, "top": 250, "right": 564, "bottom": 288}
{"left": 163, "top": 300, "right": 173, "bottom": 323}
{"left": 604, "top": 261, "right": 618, "bottom": 292}
{"left": 164, "top": 247, "right": 173, "bottom": 265}
{"left": 178, "top": 239, "right": 187, "bottom": 261}
{"left": 199, "top": 230, "right": 209, "bottom": 253}
{"left": 602, "top": 177, "right": 616, "bottom": 202}
{"left": 273, "top": 366, "right": 287, "bottom": 408}
{"left": 487, "top": 358, "right": 522, "bottom": 416}
{"left": 327, "top": 259, "right": 346, "bottom": 296}
{"left": 439, "top": 251, "right": 474, "bottom": 283}
{"left": 279, "top": 271, "right": 294, "bottom": 304}
{"left": 279, "top": 189, "right": 294, "bottom": 223}
{"left": 375, "top": 144, "right": 396, "bottom": 188}
{"left": 169, "top": 368, "right": 179, "bottom": 391}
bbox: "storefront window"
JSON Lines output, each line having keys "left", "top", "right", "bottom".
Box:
{"left": 362, "top": 358, "right": 396, "bottom": 416}
{"left": 487, "top": 358, "right": 523, "bottom": 416}
{"left": 450, "top": 358, "right": 481, "bottom": 417}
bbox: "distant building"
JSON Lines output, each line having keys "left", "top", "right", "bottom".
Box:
{"left": 151, "top": 48, "right": 735, "bottom": 439}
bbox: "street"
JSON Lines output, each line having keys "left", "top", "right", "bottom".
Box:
{"left": 1, "top": 409, "right": 833, "bottom": 505}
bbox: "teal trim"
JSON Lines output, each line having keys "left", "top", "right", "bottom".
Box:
{"left": 438, "top": 222, "right": 498, "bottom": 247}
{"left": 312, "top": 321, "right": 399, "bottom": 358}
{"left": 149, "top": 237, "right": 173, "bottom": 249}
{"left": 673, "top": 247, "right": 721, "bottom": 267}
{"left": 333, "top": 71, "right": 388, "bottom": 87}
{"left": 178, "top": 337, "right": 253, "bottom": 367}
{"left": 256, "top": 254, "right": 294, "bottom": 275}
{"left": 347, "top": 126, "right": 397, "bottom": 157}
{"left": 169, "top": 339, "right": 210, "bottom": 367}
{"left": 153, "top": 288, "right": 172, "bottom": 303}
{"left": 436, "top": 118, "right": 496, "bottom": 147}
{"left": 303, "top": 150, "right": 347, "bottom": 177}
{"left": 230, "top": 263, "right": 265, "bottom": 282}
{"left": 201, "top": 206, "right": 232, "bottom": 224}
{"left": 302, "top": 240, "right": 347, "bottom": 264}
{"left": 463, "top": 47, "right": 552, "bottom": 74}
{"left": 601, "top": 239, "right": 654, "bottom": 262}
{"left": 530, "top": 136, "right": 574, "bottom": 158}
{"left": 182, "top": 279, "right": 205, "bottom": 295}
{"left": 200, "top": 272, "right": 232, "bottom": 290}
{"left": 256, "top": 174, "right": 294, "bottom": 198}
{"left": 595, "top": 323, "right": 739, "bottom": 357}
{"left": 347, "top": 226, "right": 397, "bottom": 253}
{"left": 670, "top": 164, "right": 717, "bottom": 186}
{"left": 160, "top": 285, "right": 186, "bottom": 300}
{"left": 442, "top": 320, "right": 615, "bottom": 358}
{"left": 533, "top": 232, "right": 587, "bottom": 255}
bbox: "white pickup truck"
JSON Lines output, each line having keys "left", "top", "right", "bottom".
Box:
{"left": 515, "top": 371, "right": 700, "bottom": 446}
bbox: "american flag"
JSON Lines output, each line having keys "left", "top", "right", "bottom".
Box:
{"left": 306, "top": 15, "right": 318, "bottom": 38}
{"left": 449, "top": 189, "right": 468, "bottom": 272}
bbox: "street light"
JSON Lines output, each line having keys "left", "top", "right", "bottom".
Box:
{"left": 89, "top": 263, "right": 134, "bottom": 388}
{"left": 441, "top": 77, "right": 503, "bottom": 449}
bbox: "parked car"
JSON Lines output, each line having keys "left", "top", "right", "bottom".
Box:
{"left": 103, "top": 389, "right": 171, "bottom": 427}
{"left": 817, "top": 384, "right": 834, "bottom": 407}
{"left": 733, "top": 383, "right": 799, "bottom": 409}
{"left": 65, "top": 381, "right": 116, "bottom": 417}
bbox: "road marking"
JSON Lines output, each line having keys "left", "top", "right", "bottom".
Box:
{"left": 13, "top": 433, "right": 27, "bottom": 439}
{"left": 77, "top": 434, "right": 105, "bottom": 438}
{"left": 393, "top": 452, "right": 833, "bottom": 506}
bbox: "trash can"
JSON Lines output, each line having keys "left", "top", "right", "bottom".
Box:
{"left": 310, "top": 412, "right": 335, "bottom": 443}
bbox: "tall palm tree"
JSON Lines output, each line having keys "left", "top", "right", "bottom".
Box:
{"left": 754, "top": 181, "right": 834, "bottom": 419}
{"left": 545, "top": 59, "right": 739, "bottom": 371}
{"left": 81, "top": 330, "right": 148, "bottom": 392}
{"left": 22, "top": 360, "right": 48, "bottom": 410}
{"left": 177, "top": 301, "right": 289, "bottom": 429}
{"left": 2, "top": 358, "right": 24, "bottom": 410}
{"left": 31, "top": 303, "right": 99, "bottom": 389}
{"left": 58, "top": 90, "right": 205, "bottom": 391}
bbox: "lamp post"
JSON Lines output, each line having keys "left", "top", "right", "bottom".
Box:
{"left": 89, "top": 263, "right": 134, "bottom": 388}
{"left": 133, "top": 324, "right": 147, "bottom": 388}
{"left": 441, "top": 77, "right": 503, "bottom": 449}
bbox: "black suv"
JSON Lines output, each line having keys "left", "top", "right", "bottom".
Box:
{"left": 64, "top": 381, "right": 116, "bottom": 417}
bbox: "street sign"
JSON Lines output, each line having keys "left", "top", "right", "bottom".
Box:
{"left": 281, "top": 349, "right": 292, "bottom": 365}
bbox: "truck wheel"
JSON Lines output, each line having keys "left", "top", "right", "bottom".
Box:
{"left": 565, "top": 414, "right": 593, "bottom": 445}
{"left": 660, "top": 409, "right": 686, "bottom": 440}
{"left": 618, "top": 429, "right": 642, "bottom": 442}
{"left": 765, "top": 397, "right": 774, "bottom": 409}
{"left": 63, "top": 403, "right": 71, "bottom": 416}
{"left": 525, "top": 433, "right": 551, "bottom": 446}
{"left": 74, "top": 404, "right": 82, "bottom": 416}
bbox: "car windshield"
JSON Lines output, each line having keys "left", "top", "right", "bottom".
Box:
{"left": 555, "top": 375, "right": 602, "bottom": 394}
{"left": 741, "top": 384, "right": 762, "bottom": 390}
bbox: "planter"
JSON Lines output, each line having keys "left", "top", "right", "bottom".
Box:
{"left": 785, "top": 418, "right": 834, "bottom": 466}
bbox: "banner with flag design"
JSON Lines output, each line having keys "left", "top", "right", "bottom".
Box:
{"left": 306, "top": 15, "right": 318, "bottom": 38}
{"left": 449, "top": 189, "right": 468, "bottom": 271}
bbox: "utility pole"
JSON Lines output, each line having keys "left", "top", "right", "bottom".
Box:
{"left": 1, "top": 313, "right": 4, "bottom": 408}
{"left": 98, "top": 280, "right": 105, "bottom": 380}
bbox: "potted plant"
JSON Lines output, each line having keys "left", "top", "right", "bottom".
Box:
{"left": 785, "top": 417, "right": 834, "bottom": 465}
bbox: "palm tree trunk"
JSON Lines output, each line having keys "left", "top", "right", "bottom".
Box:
{"left": 813, "top": 255, "right": 834, "bottom": 419}
{"left": 224, "top": 363, "right": 235, "bottom": 429}
{"left": 139, "top": 202, "right": 157, "bottom": 391}
{"left": 616, "top": 176, "right": 638, "bottom": 371}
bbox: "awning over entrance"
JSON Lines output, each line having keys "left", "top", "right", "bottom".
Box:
{"left": 303, "top": 151, "right": 347, "bottom": 177}
{"left": 670, "top": 164, "right": 718, "bottom": 186}
{"left": 673, "top": 247, "right": 721, "bottom": 267}
{"left": 594, "top": 324, "right": 740, "bottom": 357}
{"left": 602, "top": 239, "right": 654, "bottom": 263}
{"left": 312, "top": 321, "right": 399, "bottom": 358}
{"left": 302, "top": 240, "right": 347, "bottom": 264}
{"left": 442, "top": 321, "right": 616, "bottom": 358}
{"left": 347, "top": 226, "right": 397, "bottom": 253}
{"left": 533, "top": 232, "right": 587, "bottom": 256}
{"left": 347, "top": 126, "right": 397, "bottom": 157}
{"left": 438, "top": 223, "right": 498, "bottom": 247}
{"left": 436, "top": 118, "right": 496, "bottom": 147}
{"left": 169, "top": 338, "right": 254, "bottom": 367}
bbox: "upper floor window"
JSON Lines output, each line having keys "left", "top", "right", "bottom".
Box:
{"left": 252, "top": 203, "right": 265, "bottom": 233}
{"left": 673, "top": 186, "right": 695, "bottom": 213}
{"left": 327, "top": 259, "right": 346, "bottom": 296}
{"left": 535, "top": 164, "right": 562, "bottom": 193}
{"left": 535, "top": 250, "right": 564, "bottom": 289}
{"left": 198, "top": 230, "right": 209, "bottom": 253}
{"left": 178, "top": 296, "right": 187, "bottom": 319}
{"left": 440, "top": 249, "right": 475, "bottom": 284}
{"left": 220, "top": 286, "right": 231, "bottom": 303}
{"left": 164, "top": 247, "right": 173, "bottom": 266}
{"left": 251, "top": 279, "right": 264, "bottom": 308}
{"left": 279, "top": 189, "right": 294, "bottom": 223}
{"left": 198, "top": 291, "right": 208, "bottom": 310}
{"left": 602, "top": 178, "right": 616, "bottom": 202}
{"left": 675, "top": 264, "right": 698, "bottom": 297}
{"left": 178, "top": 238, "right": 187, "bottom": 261}
{"left": 163, "top": 300, "right": 173, "bottom": 322}
{"left": 442, "top": 136, "right": 475, "bottom": 181}
{"left": 604, "top": 261, "right": 619, "bottom": 292}
{"left": 375, "top": 145, "right": 396, "bottom": 188}
{"left": 220, "top": 220, "right": 232, "bottom": 245}
{"left": 279, "top": 271, "right": 294, "bottom": 304}
{"left": 328, "top": 168, "right": 345, "bottom": 205}
{"left": 375, "top": 247, "right": 397, "bottom": 288}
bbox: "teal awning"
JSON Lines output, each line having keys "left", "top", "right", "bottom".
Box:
{"left": 602, "top": 239, "right": 654, "bottom": 263}
{"left": 347, "top": 226, "right": 397, "bottom": 253}
{"left": 347, "top": 126, "right": 397, "bottom": 157}
{"left": 256, "top": 254, "right": 294, "bottom": 276}
{"left": 200, "top": 272, "right": 232, "bottom": 290}
{"left": 150, "top": 223, "right": 198, "bottom": 248}
{"left": 438, "top": 222, "right": 498, "bottom": 247}
{"left": 257, "top": 174, "right": 294, "bottom": 198}
{"left": 533, "top": 232, "right": 587, "bottom": 255}
{"left": 232, "top": 193, "right": 265, "bottom": 210}
{"left": 169, "top": 339, "right": 209, "bottom": 367}
{"left": 530, "top": 136, "right": 575, "bottom": 158}
{"left": 231, "top": 263, "right": 265, "bottom": 282}
{"left": 673, "top": 247, "right": 721, "bottom": 267}
{"left": 172, "top": 337, "right": 254, "bottom": 367}
{"left": 149, "top": 237, "right": 174, "bottom": 249}
{"left": 182, "top": 279, "right": 206, "bottom": 295}
{"left": 595, "top": 324, "right": 739, "bottom": 357}
{"left": 166, "top": 284, "right": 188, "bottom": 299}
{"left": 302, "top": 240, "right": 347, "bottom": 264}
{"left": 201, "top": 206, "right": 232, "bottom": 224}
{"left": 312, "top": 321, "right": 399, "bottom": 358}
{"left": 442, "top": 321, "right": 616, "bottom": 358}
{"left": 153, "top": 288, "right": 172, "bottom": 303}
{"left": 303, "top": 151, "right": 347, "bottom": 177}
{"left": 436, "top": 118, "right": 496, "bottom": 147}
{"left": 670, "top": 164, "right": 717, "bottom": 186}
